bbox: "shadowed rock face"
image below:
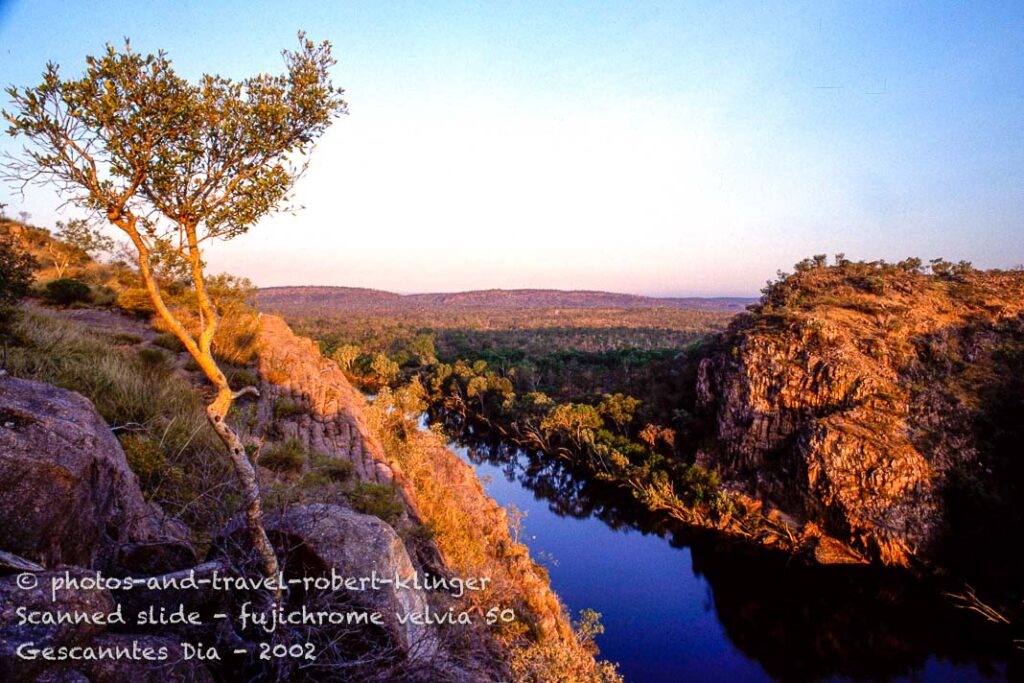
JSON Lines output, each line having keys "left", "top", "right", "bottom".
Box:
{"left": 1, "top": 567, "right": 216, "bottom": 682}
{"left": 0, "top": 376, "right": 192, "bottom": 572}
{"left": 695, "top": 267, "right": 1024, "bottom": 568}
{"left": 0, "top": 568, "right": 115, "bottom": 681}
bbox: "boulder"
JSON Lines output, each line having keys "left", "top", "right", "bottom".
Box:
{"left": 222, "top": 503, "right": 439, "bottom": 658}
{"left": 0, "top": 376, "right": 194, "bottom": 573}
{"left": 1, "top": 566, "right": 216, "bottom": 682}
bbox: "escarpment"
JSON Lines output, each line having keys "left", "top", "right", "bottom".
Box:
{"left": 695, "top": 263, "right": 1024, "bottom": 571}
{"left": 251, "top": 314, "right": 592, "bottom": 659}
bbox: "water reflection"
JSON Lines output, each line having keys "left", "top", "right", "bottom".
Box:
{"left": 442, "top": 419, "right": 1018, "bottom": 682}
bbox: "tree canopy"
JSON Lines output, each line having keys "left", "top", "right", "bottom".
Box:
{"left": 3, "top": 33, "right": 346, "bottom": 243}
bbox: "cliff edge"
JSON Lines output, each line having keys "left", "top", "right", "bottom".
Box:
{"left": 695, "top": 260, "right": 1024, "bottom": 577}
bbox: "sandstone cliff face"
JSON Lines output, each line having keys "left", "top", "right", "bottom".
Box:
{"left": 695, "top": 265, "right": 1024, "bottom": 567}
{"left": 399, "top": 430, "right": 571, "bottom": 642}
{"left": 255, "top": 315, "right": 399, "bottom": 487}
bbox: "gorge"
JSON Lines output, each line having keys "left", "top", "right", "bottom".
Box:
{"left": 2, "top": 220, "right": 1022, "bottom": 680}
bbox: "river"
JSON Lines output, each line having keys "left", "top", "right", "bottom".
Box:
{"left": 441, "top": 428, "right": 1015, "bottom": 682}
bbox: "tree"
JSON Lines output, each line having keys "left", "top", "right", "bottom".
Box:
{"left": 597, "top": 393, "right": 641, "bottom": 434}
{"left": 42, "top": 219, "right": 112, "bottom": 277}
{"left": 408, "top": 333, "right": 436, "bottom": 365}
{"left": 392, "top": 376, "right": 428, "bottom": 437}
{"left": 369, "top": 352, "right": 400, "bottom": 386}
{"left": 3, "top": 35, "right": 347, "bottom": 581}
{"left": 541, "top": 403, "right": 603, "bottom": 447}
{"left": 331, "top": 343, "right": 361, "bottom": 371}
{"left": 49, "top": 218, "right": 114, "bottom": 276}
{"left": 46, "top": 238, "right": 73, "bottom": 278}
{"left": 0, "top": 231, "right": 37, "bottom": 307}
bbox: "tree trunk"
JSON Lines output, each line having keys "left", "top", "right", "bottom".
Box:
{"left": 206, "top": 385, "right": 281, "bottom": 584}
{"left": 117, "top": 215, "right": 280, "bottom": 587}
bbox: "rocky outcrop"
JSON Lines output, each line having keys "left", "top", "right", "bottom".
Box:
{"left": 1, "top": 566, "right": 215, "bottom": 683}
{"left": 0, "top": 377, "right": 206, "bottom": 681}
{"left": 0, "top": 569, "right": 115, "bottom": 681}
{"left": 695, "top": 265, "right": 1024, "bottom": 567}
{"left": 402, "top": 431, "right": 571, "bottom": 641}
{"left": 0, "top": 307, "right": 597, "bottom": 680}
{"left": 0, "top": 376, "right": 193, "bottom": 573}
{"left": 255, "top": 315, "right": 399, "bottom": 486}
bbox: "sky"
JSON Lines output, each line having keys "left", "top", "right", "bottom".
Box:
{"left": 1, "top": 1, "right": 1022, "bottom": 296}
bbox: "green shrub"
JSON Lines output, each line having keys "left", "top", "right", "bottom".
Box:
{"left": 0, "top": 233, "right": 37, "bottom": 306}
{"left": 404, "top": 521, "right": 437, "bottom": 543}
{"left": 273, "top": 396, "right": 305, "bottom": 420}
{"left": 677, "top": 463, "right": 723, "bottom": 509}
{"left": 90, "top": 286, "right": 117, "bottom": 307}
{"left": 44, "top": 278, "right": 91, "bottom": 306}
{"left": 121, "top": 434, "right": 166, "bottom": 485}
{"left": 137, "top": 347, "right": 168, "bottom": 367}
{"left": 110, "top": 331, "right": 144, "bottom": 345}
{"left": 307, "top": 451, "right": 354, "bottom": 483}
{"left": 116, "top": 287, "right": 155, "bottom": 317}
{"left": 348, "top": 481, "right": 404, "bottom": 525}
{"left": 119, "top": 434, "right": 185, "bottom": 493}
{"left": 225, "top": 365, "right": 260, "bottom": 389}
{"left": 152, "top": 332, "right": 185, "bottom": 352}
{"left": 259, "top": 438, "right": 306, "bottom": 473}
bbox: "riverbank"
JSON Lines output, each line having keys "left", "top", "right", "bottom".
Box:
{"left": 441, "top": 425, "right": 1017, "bottom": 681}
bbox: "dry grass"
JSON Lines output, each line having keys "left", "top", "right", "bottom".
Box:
{"left": 363, "top": 391, "right": 623, "bottom": 682}
{"left": 1, "top": 306, "right": 238, "bottom": 542}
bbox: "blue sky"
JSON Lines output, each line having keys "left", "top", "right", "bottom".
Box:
{"left": 1, "top": 1, "right": 1022, "bottom": 295}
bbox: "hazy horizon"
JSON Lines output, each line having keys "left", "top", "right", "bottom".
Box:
{"left": 257, "top": 283, "right": 761, "bottom": 298}
{"left": 2, "top": 1, "right": 1022, "bottom": 297}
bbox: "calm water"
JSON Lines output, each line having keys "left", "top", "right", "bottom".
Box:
{"left": 442, "top": 428, "right": 1015, "bottom": 683}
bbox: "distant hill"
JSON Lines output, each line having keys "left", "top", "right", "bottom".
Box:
{"left": 257, "top": 286, "right": 755, "bottom": 314}
{"left": 257, "top": 286, "right": 404, "bottom": 312}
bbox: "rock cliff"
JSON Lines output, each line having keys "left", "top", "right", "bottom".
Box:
{"left": 695, "top": 262, "right": 1024, "bottom": 571}
{"left": 0, "top": 309, "right": 605, "bottom": 681}
{"left": 255, "top": 315, "right": 398, "bottom": 487}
